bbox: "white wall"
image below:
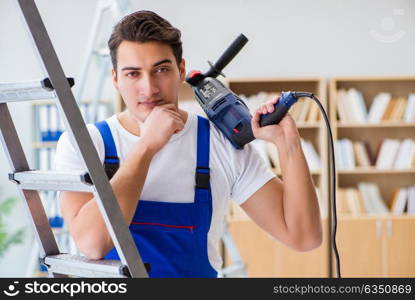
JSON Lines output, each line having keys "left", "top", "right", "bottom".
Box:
{"left": 0, "top": 0, "right": 414, "bottom": 276}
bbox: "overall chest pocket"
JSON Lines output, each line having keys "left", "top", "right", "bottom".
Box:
{"left": 129, "top": 221, "right": 200, "bottom": 277}
{"left": 130, "top": 221, "right": 198, "bottom": 255}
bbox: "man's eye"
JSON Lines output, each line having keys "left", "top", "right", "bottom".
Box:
{"left": 127, "top": 71, "right": 139, "bottom": 77}
{"left": 156, "top": 67, "right": 169, "bottom": 73}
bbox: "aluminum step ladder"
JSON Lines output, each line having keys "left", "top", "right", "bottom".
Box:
{"left": 0, "top": 0, "right": 147, "bottom": 278}
{"left": 76, "top": 0, "right": 132, "bottom": 123}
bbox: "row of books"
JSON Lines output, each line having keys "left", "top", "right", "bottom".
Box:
{"left": 390, "top": 186, "right": 415, "bottom": 214}
{"left": 336, "top": 138, "right": 415, "bottom": 170}
{"left": 36, "top": 102, "right": 109, "bottom": 142}
{"left": 36, "top": 148, "right": 57, "bottom": 171}
{"left": 239, "top": 92, "right": 320, "bottom": 123}
{"left": 256, "top": 138, "right": 321, "bottom": 172}
{"left": 336, "top": 89, "right": 415, "bottom": 123}
{"left": 338, "top": 183, "right": 415, "bottom": 215}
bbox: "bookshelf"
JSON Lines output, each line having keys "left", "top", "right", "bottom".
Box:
{"left": 30, "top": 98, "right": 112, "bottom": 276}
{"left": 115, "top": 78, "right": 330, "bottom": 277}
{"left": 330, "top": 76, "right": 415, "bottom": 277}
{"left": 223, "top": 77, "right": 330, "bottom": 277}
{"left": 114, "top": 77, "right": 415, "bottom": 277}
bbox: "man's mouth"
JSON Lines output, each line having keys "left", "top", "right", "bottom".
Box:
{"left": 139, "top": 100, "right": 163, "bottom": 108}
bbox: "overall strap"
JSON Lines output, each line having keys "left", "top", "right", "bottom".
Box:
{"left": 94, "top": 120, "right": 119, "bottom": 180}
{"left": 195, "top": 115, "right": 211, "bottom": 192}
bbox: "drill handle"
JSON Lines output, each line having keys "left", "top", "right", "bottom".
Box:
{"left": 259, "top": 92, "right": 299, "bottom": 127}
{"left": 259, "top": 104, "right": 290, "bottom": 127}
{"left": 206, "top": 34, "right": 248, "bottom": 78}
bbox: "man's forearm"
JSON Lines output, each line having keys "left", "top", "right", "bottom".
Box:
{"left": 276, "top": 136, "right": 322, "bottom": 249}
{"left": 72, "top": 140, "right": 155, "bottom": 258}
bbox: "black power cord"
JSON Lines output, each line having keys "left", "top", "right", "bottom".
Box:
{"left": 293, "top": 92, "right": 341, "bottom": 278}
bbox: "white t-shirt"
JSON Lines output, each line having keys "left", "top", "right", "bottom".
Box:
{"left": 54, "top": 110, "right": 275, "bottom": 271}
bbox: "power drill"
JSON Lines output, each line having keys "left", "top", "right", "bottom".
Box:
{"left": 186, "top": 34, "right": 342, "bottom": 278}
{"left": 185, "top": 34, "right": 310, "bottom": 149}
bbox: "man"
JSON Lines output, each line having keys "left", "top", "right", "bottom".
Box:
{"left": 55, "top": 10, "right": 322, "bottom": 278}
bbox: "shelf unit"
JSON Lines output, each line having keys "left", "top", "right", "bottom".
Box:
{"left": 113, "top": 76, "right": 415, "bottom": 277}
{"left": 31, "top": 98, "right": 112, "bottom": 276}
{"left": 329, "top": 76, "right": 415, "bottom": 277}
{"left": 223, "top": 77, "right": 330, "bottom": 277}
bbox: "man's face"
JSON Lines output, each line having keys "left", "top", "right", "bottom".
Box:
{"left": 112, "top": 40, "right": 185, "bottom": 122}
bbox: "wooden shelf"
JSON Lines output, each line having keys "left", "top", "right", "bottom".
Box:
{"left": 273, "top": 168, "right": 321, "bottom": 176}
{"left": 225, "top": 77, "right": 330, "bottom": 278}
{"left": 338, "top": 168, "right": 415, "bottom": 175}
{"left": 296, "top": 122, "right": 321, "bottom": 128}
{"left": 338, "top": 214, "right": 415, "bottom": 220}
{"left": 33, "top": 142, "right": 57, "bottom": 149}
{"left": 112, "top": 75, "right": 415, "bottom": 278}
{"left": 330, "top": 76, "right": 415, "bottom": 278}
{"left": 32, "top": 100, "right": 54, "bottom": 106}
{"left": 337, "top": 122, "right": 415, "bottom": 128}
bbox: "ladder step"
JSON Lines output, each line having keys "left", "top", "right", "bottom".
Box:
{"left": 9, "top": 170, "right": 94, "bottom": 192}
{"left": 43, "top": 254, "right": 130, "bottom": 278}
{"left": 0, "top": 77, "right": 74, "bottom": 103}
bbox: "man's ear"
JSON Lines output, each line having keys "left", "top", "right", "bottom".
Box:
{"left": 179, "top": 58, "right": 186, "bottom": 82}
{"left": 112, "top": 69, "right": 119, "bottom": 90}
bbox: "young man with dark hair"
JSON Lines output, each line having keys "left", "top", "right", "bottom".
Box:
{"left": 55, "top": 10, "right": 322, "bottom": 278}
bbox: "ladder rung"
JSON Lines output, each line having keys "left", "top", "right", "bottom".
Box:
{"left": 0, "top": 77, "right": 74, "bottom": 103}
{"left": 43, "top": 254, "right": 130, "bottom": 278}
{"left": 9, "top": 170, "right": 94, "bottom": 192}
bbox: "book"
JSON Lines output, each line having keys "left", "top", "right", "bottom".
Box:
{"left": 337, "top": 188, "right": 350, "bottom": 214}
{"left": 389, "top": 97, "right": 407, "bottom": 121}
{"left": 390, "top": 188, "right": 408, "bottom": 214}
{"left": 307, "top": 102, "right": 320, "bottom": 123}
{"left": 97, "top": 103, "right": 109, "bottom": 121}
{"left": 345, "top": 188, "right": 359, "bottom": 216}
{"left": 336, "top": 89, "right": 348, "bottom": 122}
{"left": 302, "top": 139, "right": 321, "bottom": 171}
{"left": 368, "top": 183, "right": 389, "bottom": 214}
{"left": 353, "top": 141, "right": 371, "bottom": 167}
{"left": 297, "top": 99, "right": 312, "bottom": 123}
{"left": 358, "top": 182, "right": 388, "bottom": 215}
{"left": 358, "top": 183, "right": 376, "bottom": 214}
{"left": 342, "top": 139, "right": 356, "bottom": 169}
{"left": 404, "top": 94, "right": 415, "bottom": 122}
{"left": 354, "top": 188, "right": 367, "bottom": 214}
{"left": 79, "top": 104, "right": 88, "bottom": 123}
{"left": 39, "top": 104, "right": 49, "bottom": 141}
{"left": 381, "top": 98, "right": 397, "bottom": 121}
{"left": 394, "top": 139, "right": 415, "bottom": 169}
{"left": 407, "top": 186, "right": 415, "bottom": 214}
{"left": 375, "top": 139, "right": 400, "bottom": 169}
{"left": 39, "top": 148, "right": 49, "bottom": 170}
{"left": 367, "top": 93, "right": 391, "bottom": 123}
{"left": 335, "top": 140, "right": 345, "bottom": 170}
{"left": 348, "top": 88, "right": 367, "bottom": 123}
{"left": 290, "top": 98, "right": 304, "bottom": 121}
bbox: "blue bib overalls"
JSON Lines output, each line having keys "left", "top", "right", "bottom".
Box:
{"left": 94, "top": 116, "right": 217, "bottom": 278}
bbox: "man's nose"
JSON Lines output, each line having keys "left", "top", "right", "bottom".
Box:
{"left": 137, "top": 74, "right": 160, "bottom": 98}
